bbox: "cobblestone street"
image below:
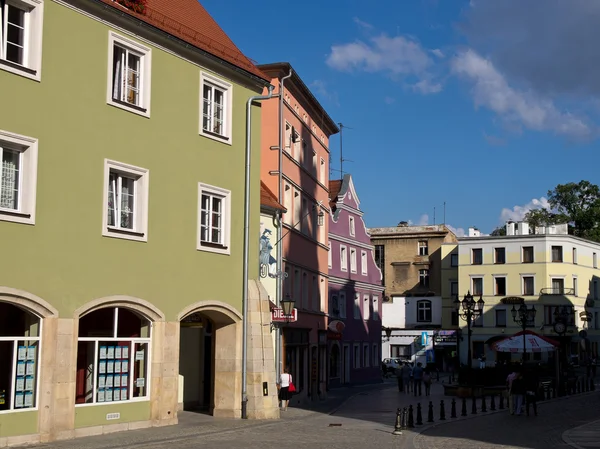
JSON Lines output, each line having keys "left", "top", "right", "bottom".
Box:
{"left": 26, "top": 381, "right": 600, "bottom": 449}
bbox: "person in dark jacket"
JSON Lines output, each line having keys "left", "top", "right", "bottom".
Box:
{"left": 511, "top": 372, "right": 526, "bottom": 416}
{"left": 524, "top": 369, "right": 538, "bottom": 416}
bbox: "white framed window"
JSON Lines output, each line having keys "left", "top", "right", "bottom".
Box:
{"left": 200, "top": 72, "right": 232, "bottom": 144}
{"left": 340, "top": 245, "right": 347, "bottom": 271}
{"left": 350, "top": 248, "right": 357, "bottom": 273}
{"left": 471, "top": 276, "right": 483, "bottom": 295}
{"left": 349, "top": 216, "right": 355, "bottom": 236}
{"left": 312, "top": 275, "right": 318, "bottom": 311}
{"left": 0, "top": 129, "right": 38, "bottom": 225}
{"left": 361, "top": 250, "right": 368, "bottom": 275}
{"left": 363, "top": 294, "right": 370, "bottom": 320}
{"left": 102, "top": 160, "right": 149, "bottom": 242}
{"left": 197, "top": 182, "right": 231, "bottom": 255}
{"left": 418, "top": 240, "right": 428, "bottom": 256}
{"left": 339, "top": 290, "right": 346, "bottom": 319}
{"left": 76, "top": 307, "right": 151, "bottom": 406}
{"left": 320, "top": 278, "right": 326, "bottom": 312}
{"left": 0, "top": 302, "right": 42, "bottom": 412}
{"left": 284, "top": 122, "right": 292, "bottom": 154}
{"left": 372, "top": 295, "right": 379, "bottom": 321}
{"left": 417, "top": 300, "right": 432, "bottom": 322}
{"left": 283, "top": 183, "right": 292, "bottom": 225}
{"left": 328, "top": 241, "right": 332, "bottom": 268}
{"left": 573, "top": 276, "right": 578, "bottom": 297}
{"left": 292, "top": 129, "right": 301, "bottom": 160}
{"left": 107, "top": 32, "right": 152, "bottom": 117}
{"left": 293, "top": 190, "right": 301, "bottom": 229}
{"left": 353, "top": 292, "right": 360, "bottom": 319}
{"left": 319, "top": 157, "right": 325, "bottom": 183}
{"left": 363, "top": 344, "right": 370, "bottom": 368}
{"left": 0, "top": 0, "right": 44, "bottom": 81}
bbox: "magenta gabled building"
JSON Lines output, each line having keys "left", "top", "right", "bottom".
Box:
{"left": 327, "top": 174, "right": 384, "bottom": 388}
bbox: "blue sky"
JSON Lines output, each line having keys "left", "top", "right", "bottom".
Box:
{"left": 204, "top": 0, "right": 600, "bottom": 235}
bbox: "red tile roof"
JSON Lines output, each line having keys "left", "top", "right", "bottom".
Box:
{"left": 100, "top": 0, "right": 270, "bottom": 83}
{"left": 329, "top": 179, "right": 343, "bottom": 210}
{"left": 261, "top": 182, "right": 286, "bottom": 211}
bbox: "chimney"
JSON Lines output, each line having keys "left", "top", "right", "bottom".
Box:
{"left": 535, "top": 225, "right": 546, "bottom": 235}
{"left": 555, "top": 223, "right": 568, "bottom": 235}
{"left": 516, "top": 221, "right": 529, "bottom": 235}
{"left": 506, "top": 221, "right": 515, "bottom": 236}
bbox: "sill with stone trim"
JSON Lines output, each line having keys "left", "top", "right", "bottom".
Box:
{"left": 111, "top": 97, "right": 147, "bottom": 114}
{"left": 0, "top": 58, "right": 36, "bottom": 76}
{"left": 0, "top": 209, "right": 31, "bottom": 219}
{"left": 106, "top": 226, "right": 145, "bottom": 238}
{"left": 201, "top": 129, "right": 230, "bottom": 141}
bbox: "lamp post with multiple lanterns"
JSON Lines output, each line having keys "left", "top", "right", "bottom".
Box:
{"left": 511, "top": 303, "right": 537, "bottom": 360}
{"left": 453, "top": 292, "right": 484, "bottom": 377}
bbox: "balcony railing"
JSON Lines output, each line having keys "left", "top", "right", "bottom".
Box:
{"left": 539, "top": 287, "right": 575, "bottom": 296}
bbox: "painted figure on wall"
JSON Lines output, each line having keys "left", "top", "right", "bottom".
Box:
{"left": 259, "top": 228, "right": 277, "bottom": 278}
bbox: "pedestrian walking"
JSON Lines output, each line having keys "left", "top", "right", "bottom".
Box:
{"left": 277, "top": 368, "right": 294, "bottom": 411}
{"left": 396, "top": 364, "right": 403, "bottom": 392}
{"left": 401, "top": 362, "right": 412, "bottom": 394}
{"left": 511, "top": 371, "right": 526, "bottom": 416}
{"left": 506, "top": 368, "right": 518, "bottom": 415}
{"left": 413, "top": 362, "right": 424, "bottom": 397}
{"left": 524, "top": 369, "right": 538, "bottom": 417}
{"left": 423, "top": 369, "right": 432, "bottom": 396}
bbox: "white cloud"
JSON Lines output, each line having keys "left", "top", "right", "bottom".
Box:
{"left": 326, "top": 34, "right": 442, "bottom": 95}
{"left": 384, "top": 96, "right": 396, "bottom": 104}
{"left": 499, "top": 197, "right": 550, "bottom": 223}
{"left": 451, "top": 50, "right": 592, "bottom": 139}
{"left": 353, "top": 17, "right": 373, "bottom": 30}
{"left": 431, "top": 48, "right": 445, "bottom": 58}
{"left": 418, "top": 214, "right": 429, "bottom": 225}
{"left": 446, "top": 224, "right": 466, "bottom": 237}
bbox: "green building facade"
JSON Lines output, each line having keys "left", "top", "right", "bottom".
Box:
{"left": 0, "top": 0, "right": 278, "bottom": 444}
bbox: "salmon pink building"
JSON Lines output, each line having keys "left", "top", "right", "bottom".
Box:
{"left": 328, "top": 174, "right": 384, "bottom": 387}
{"left": 258, "top": 62, "right": 338, "bottom": 404}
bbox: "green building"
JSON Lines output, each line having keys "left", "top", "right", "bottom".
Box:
{"left": 0, "top": 0, "right": 279, "bottom": 444}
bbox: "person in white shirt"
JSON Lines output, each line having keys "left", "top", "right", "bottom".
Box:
{"left": 278, "top": 368, "right": 293, "bottom": 411}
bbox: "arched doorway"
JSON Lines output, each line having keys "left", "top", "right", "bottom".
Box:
{"left": 178, "top": 312, "right": 213, "bottom": 412}
{"left": 178, "top": 301, "right": 241, "bottom": 416}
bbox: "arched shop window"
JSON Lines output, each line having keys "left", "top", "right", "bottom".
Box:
{"left": 76, "top": 307, "right": 151, "bottom": 405}
{"left": 0, "top": 302, "right": 41, "bottom": 412}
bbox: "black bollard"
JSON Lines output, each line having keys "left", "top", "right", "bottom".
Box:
{"left": 461, "top": 397, "right": 467, "bottom": 416}
{"left": 427, "top": 401, "right": 434, "bottom": 423}
{"left": 471, "top": 396, "right": 477, "bottom": 414}
{"left": 416, "top": 403, "right": 423, "bottom": 426}
{"left": 490, "top": 394, "right": 496, "bottom": 411}
{"left": 402, "top": 407, "right": 408, "bottom": 429}
{"left": 481, "top": 395, "right": 487, "bottom": 412}
{"left": 440, "top": 400, "right": 446, "bottom": 420}
{"left": 408, "top": 404, "right": 415, "bottom": 428}
{"left": 499, "top": 393, "right": 504, "bottom": 410}
{"left": 450, "top": 398, "right": 457, "bottom": 418}
{"left": 393, "top": 408, "right": 403, "bottom": 435}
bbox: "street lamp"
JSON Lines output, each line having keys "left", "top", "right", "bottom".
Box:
{"left": 453, "top": 291, "right": 484, "bottom": 376}
{"left": 383, "top": 326, "right": 393, "bottom": 342}
{"left": 511, "top": 303, "right": 537, "bottom": 361}
{"left": 280, "top": 294, "right": 296, "bottom": 323}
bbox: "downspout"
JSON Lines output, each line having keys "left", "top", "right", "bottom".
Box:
{"left": 276, "top": 68, "right": 293, "bottom": 382}
{"left": 242, "top": 84, "right": 275, "bottom": 419}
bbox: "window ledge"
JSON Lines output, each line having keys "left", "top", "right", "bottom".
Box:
{"left": 200, "top": 129, "right": 232, "bottom": 145}
{"left": 107, "top": 98, "right": 150, "bottom": 118}
{"left": 197, "top": 242, "right": 230, "bottom": 255}
{"left": 0, "top": 209, "right": 34, "bottom": 225}
{"left": 0, "top": 59, "right": 39, "bottom": 81}
{"left": 104, "top": 227, "right": 148, "bottom": 242}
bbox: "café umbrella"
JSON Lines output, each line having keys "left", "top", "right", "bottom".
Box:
{"left": 492, "top": 330, "right": 559, "bottom": 353}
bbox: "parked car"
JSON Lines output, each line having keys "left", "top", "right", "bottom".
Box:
{"left": 382, "top": 358, "right": 402, "bottom": 373}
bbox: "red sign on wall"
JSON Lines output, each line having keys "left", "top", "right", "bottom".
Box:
{"left": 271, "top": 308, "right": 298, "bottom": 323}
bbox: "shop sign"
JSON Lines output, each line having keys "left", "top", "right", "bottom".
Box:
{"left": 327, "top": 331, "right": 342, "bottom": 340}
{"left": 328, "top": 320, "right": 345, "bottom": 333}
{"left": 271, "top": 308, "right": 298, "bottom": 323}
{"left": 501, "top": 296, "right": 525, "bottom": 305}
{"left": 434, "top": 330, "right": 457, "bottom": 344}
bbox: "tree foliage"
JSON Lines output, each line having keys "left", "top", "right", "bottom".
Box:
{"left": 490, "top": 226, "right": 506, "bottom": 236}
{"left": 523, "top": 180, "right": 600, "bottom": 242}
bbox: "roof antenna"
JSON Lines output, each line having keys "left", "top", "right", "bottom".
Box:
{"left": 338, "top": 123, "right": 353, "bottom": 177}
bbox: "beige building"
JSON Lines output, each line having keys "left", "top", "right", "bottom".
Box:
{"left": 448, "top": 221, "right": 600, "bottom": 368}
{"left": 369, "top": 223, "right": 457, "bottom": 366}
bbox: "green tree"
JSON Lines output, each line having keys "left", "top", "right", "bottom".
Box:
{"left": 490, "top": 226, "right": 506, "bottom": 236}
{"left": 523, "top": 180, "right": 600, "bottom": 242}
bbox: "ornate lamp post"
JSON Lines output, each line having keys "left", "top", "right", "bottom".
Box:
{"left": 511, "top": 304, "right": 537, "bottom": 361}
{"left": 382, "top": 326, "right": 393, "bottom": 342}
{"left": 453, "top": 292, "right": 484, "bottom": 375}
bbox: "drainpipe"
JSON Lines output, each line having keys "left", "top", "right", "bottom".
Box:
{"left": 275, "top": 68, "right": 293, "bottom": 382}
{"left": 242, "top": 84, "right": 275, "bottom": 419}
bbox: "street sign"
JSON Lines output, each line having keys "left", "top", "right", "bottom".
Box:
{"left": 271, "top": 308, "right": 298, "bottom": 323}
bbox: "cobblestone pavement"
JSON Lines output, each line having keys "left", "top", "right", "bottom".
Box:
{"left": 413, "top": 391, "right": 600, "bottom": 449}
{"left": 28, "top": 378, "right": 600, "bottom": 449}
{"left": 563, "top": 418, "right": 600, "bottom": 449}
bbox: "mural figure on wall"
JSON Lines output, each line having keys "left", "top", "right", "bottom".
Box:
{"left": 259, "top": 228, "right": 277, "bottom": 278}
